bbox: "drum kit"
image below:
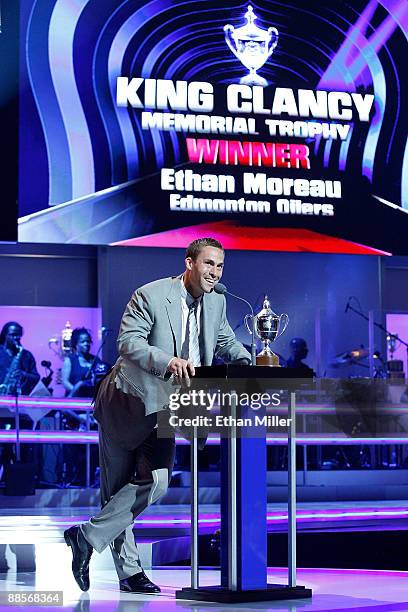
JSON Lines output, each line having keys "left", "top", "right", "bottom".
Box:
{"left": 330, "top": 346, "right": 387, "bottom": 377}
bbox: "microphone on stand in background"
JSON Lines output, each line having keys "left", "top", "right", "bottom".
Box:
{"left": 40, "top": 360, "right": 54, "bottom": 392}
{"left": 344, "top": 296, "right": 363, "bottom": 315}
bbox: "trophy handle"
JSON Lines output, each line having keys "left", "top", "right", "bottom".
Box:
{"left": 224, "top": 25, "right": 240, "bottom": 60}
{"left": 276, "top": 313, "right": 289, "bottom": 340}
{"left": 244, "top": 313, "right": 254, "bottom": 336}
{"left": 267, "top": 27, "right": 279, "bottom": 58}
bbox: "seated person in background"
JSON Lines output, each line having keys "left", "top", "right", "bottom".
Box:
{"left": 0, "top": 321, "right": 40, "bottom": 396}
{"left": 286, "top": 337, "right": 315, "bottom": 376}
{"left": 62, "top": 328, "right": 102, "bottom": 398}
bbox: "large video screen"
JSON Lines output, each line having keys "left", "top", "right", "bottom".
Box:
{"left": 18, "top": 1, "right": 408, "bottom": 254}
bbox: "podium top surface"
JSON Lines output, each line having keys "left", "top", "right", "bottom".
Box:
{"left": 194, "top": 364, "right": 313, "bottom": 381}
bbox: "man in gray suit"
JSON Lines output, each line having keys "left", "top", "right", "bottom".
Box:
{"left": 64, "top": 237, "right": 250, "bottom": 593}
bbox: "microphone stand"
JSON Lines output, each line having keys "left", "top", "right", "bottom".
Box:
{"left": 12, "top": 343, "right": 22, "bottom": 463}
{"left": 346, "top": 303, "right": 408, "bottom": 366}
{"left": 224, "top": 290, "right": 257, "bottom": 366}
{"left": 14, "top": 384, "right": 21, "bottom": 462}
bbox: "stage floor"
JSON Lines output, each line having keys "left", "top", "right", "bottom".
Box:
{"left": 0, "top": 567, "right": 407, "bottom": 610}
{"left": 0, "top": 501, "right": 407, "bottom": 608}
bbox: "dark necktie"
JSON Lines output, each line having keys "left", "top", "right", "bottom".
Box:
{"left": 181, "top": 300, "right": 201, "bottom": 366}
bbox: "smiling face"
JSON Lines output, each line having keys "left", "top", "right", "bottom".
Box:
{"left": 184, "top": 246, "right": 225, "bottom": 298}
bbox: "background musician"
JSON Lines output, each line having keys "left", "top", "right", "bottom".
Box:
{"left": 61, "top": 328, "right": 105, "bottom": 485}
{"left": 0, "top": 322, "right": 40, "bottom": 479}
{"left": 0, "top": 321, "right": 39, "bottom": 396}
{"left": 286, "top": 337, "right": 315, "bottom": 376}
{"left": 61, "top": 328, "right": 102, "bottom": 399}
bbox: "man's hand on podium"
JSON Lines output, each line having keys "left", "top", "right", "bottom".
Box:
{"left": 167, "top": 357, "right": 195, "bottom": 386}
{"left": 230, "top": 358, "right": 252, "bottom": 365}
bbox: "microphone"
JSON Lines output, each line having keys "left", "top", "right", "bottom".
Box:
{"left": 214, "top": 283, "right": 256, "bottom": 365}
{"left": 41, "top": 360, "right": 52, "bottom": 368}
{"left": 214, "top": 282, "right": 227, "bottom": 295}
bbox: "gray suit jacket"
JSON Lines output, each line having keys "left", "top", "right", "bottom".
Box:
{"left": 114, "top": 275, "right": 251, "bottom": 415}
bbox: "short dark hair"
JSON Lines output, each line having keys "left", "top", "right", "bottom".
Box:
{"left": 71, "top": 327, "right": 92, "bottom": 350}
{"left": 185, "top": 237, "right": 224, "bottom": 261}
{"left": 0, "top": 322, "right": 23, "bottom": 345}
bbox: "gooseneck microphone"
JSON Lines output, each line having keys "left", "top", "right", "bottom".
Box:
{"left": 214, "top": 283, "right": 256, "bottom": 365}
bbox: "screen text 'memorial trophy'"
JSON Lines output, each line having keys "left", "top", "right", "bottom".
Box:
{"left": 245, "top": 296, "right": 288, "bottom": 366}
{"left": 224, "top": 5, "right": 279, "bottom": 87}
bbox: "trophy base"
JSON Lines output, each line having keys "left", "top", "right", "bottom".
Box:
{"left": 256, "top": 352, "right": 280, "bottom": 367}
{"left": 240, "top": 73, "right": 268, "bottom": 87}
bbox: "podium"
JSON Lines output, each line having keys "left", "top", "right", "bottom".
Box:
{"left": 176, "top": 365, "right": 313, "bottom": 603}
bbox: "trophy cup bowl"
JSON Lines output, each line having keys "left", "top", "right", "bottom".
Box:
{"left": 224, "top": 5, "right": 279, "bottom": 87}
{"left": 245, "top": 296, "right": 289, "bottom": 366}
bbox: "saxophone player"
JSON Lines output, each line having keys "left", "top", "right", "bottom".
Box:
{"left": 0, "top": 322, "right": 40, "bottom": 396}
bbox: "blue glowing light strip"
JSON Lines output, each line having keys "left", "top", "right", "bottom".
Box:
{"left": 43, "top": 508, "right": 408, "bottom": 528}
{"left": 0, "top": 431, "right": 406, "bottom": 445}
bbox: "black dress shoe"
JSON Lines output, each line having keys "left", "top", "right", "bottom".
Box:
{"left": 64, "top": 525, "right": 93, "bottom": 592}
{"left": 119, "top": 570, "right": 161, "bottom": 594}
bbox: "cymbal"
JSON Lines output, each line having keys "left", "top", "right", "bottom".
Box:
{"left": 331, "top": 348, "right": 369, "bottom": 367}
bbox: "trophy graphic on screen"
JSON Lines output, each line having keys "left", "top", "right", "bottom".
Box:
{"left": 224, "top": 5, "right": 279, "bottom": 86}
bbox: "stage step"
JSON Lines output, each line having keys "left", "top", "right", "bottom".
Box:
{"left": 0, "top": 498, "right": 406, "bottom": 574}
{"left": 0, "top": 533, "right": 190, "bottom": 573}
{"left": 0, "top": 507, "right": 191, "bottom": 573}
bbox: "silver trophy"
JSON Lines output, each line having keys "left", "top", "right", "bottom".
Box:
{"left": 224, "top": 5, "right": 279, "bottom": 87}
{"left": 245, "top": 296, "right": 288, "bottom": 366}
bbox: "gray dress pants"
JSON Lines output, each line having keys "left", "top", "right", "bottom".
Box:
{"left": 80, "top": 377, "right": 175, "bottom": 580}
